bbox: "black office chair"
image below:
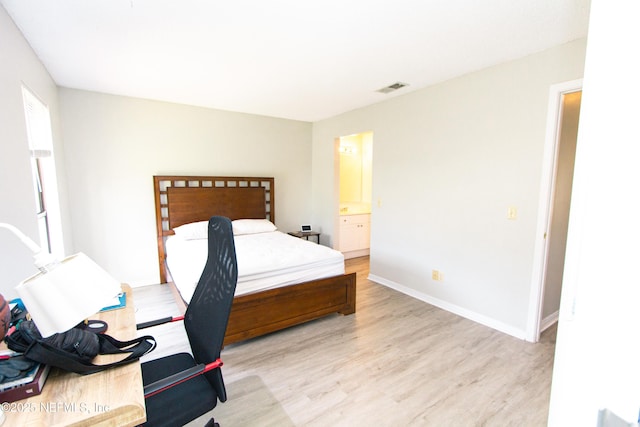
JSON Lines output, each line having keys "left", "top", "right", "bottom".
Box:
{"left": 138, "top": 216, "right": 238, "bottom": 427}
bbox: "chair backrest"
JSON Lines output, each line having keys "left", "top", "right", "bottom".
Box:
{"left": 184, "top": 216, "right": 238, "bottom": 402}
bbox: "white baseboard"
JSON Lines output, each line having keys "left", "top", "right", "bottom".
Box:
{"left": 368, "top": 273, "right": 527, "bottom": 340}
{"left": 540, "top": 311, "right": 559, "bottom": 332}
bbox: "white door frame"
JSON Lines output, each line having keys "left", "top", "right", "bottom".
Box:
{"left": 525, "top": 78, "right": 583, "bottom": 342}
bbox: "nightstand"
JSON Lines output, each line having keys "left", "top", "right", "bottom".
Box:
{"left": 288, "top": 231, "right": 321, "bottom": 244}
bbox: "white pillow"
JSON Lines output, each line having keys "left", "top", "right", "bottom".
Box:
{"left": 173, "top": 220, "right": 209, "bottom": 240}
{"left": 232, "top": 219, "right": 277, "bottom": 235}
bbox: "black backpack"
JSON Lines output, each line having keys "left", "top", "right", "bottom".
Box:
{"left": 5, "top": 320, "right": 155, "bottom": 375}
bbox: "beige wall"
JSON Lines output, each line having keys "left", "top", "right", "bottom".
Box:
{"left": 58, "top": 88, "right": 312, "bottom": 285}
{"left": 312, "top": 38, "right": 588, "bottom": 337}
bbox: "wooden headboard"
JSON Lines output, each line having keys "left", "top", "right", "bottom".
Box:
{"left": 153, "top": 176, "right": 275, "bottom": 283}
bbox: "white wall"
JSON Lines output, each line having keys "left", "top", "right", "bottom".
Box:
{"left": 0, "top": 6, "right": 72, "bottom": 299}
{"left": 312, "top": 38, "right": 587, "bottom": 337}
{"left": 548, "top": 0, "right": 640, "bottom": 424}
{"left": 58, "top": 88, "right": 312, "bottom": 286}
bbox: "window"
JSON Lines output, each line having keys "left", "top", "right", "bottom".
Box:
{"left": 21, "top": 86, "right": 63, "bottom": 257}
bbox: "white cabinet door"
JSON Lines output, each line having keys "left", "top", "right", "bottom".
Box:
{"left": 339, "top": 214, "right": 370, "bottom": 252}
{"left": 360, "top": 221, "right": 370, "bottom": 249}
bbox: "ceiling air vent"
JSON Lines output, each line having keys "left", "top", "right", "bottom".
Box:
{"left": 376, "top": 82, "right": 409, "bottom": 94}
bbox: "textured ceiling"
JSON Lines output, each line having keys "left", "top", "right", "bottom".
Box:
{"left": 1, "top": 0, "right": 590, "bottom": 122}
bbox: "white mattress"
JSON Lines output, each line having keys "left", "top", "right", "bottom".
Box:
{"left": 165, "top": 231, "right": 345, "bottom": 302}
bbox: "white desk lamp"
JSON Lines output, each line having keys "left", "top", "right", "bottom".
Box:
{"left": 0, "top": 223, "right": 121, "bottom": 337}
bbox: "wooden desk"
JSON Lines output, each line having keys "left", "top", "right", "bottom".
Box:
{"left": 3, "top": 284, "right": 146, "bottom": 427}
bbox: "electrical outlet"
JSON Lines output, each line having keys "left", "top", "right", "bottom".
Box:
{"left": 432, "top": 270, "right": 442, "bottom": 281}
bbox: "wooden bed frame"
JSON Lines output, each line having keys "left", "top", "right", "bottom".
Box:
{"left": 153, "top": 175, "right": 356, "bottom": 345}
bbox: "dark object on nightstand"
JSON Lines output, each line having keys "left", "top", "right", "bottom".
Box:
{"left": 139, "top": 216, "right": 238, "bottom": 427}
{"left": 288, "top": 230, "right": 321, "bottom": 244}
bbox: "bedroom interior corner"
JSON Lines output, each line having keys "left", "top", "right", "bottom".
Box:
{"left": 134, "top": 256, "right": 556, "bottom": 426}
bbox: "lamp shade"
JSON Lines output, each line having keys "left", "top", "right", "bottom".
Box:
{"left": 16, "top": 253, "right": 121, "bottom": 337}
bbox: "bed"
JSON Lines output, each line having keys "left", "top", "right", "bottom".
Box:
{"left": 153, "top": 175, "right": 356, "bottom": 346}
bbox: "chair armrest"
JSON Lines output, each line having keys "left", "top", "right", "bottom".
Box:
{"left": 144, "top": 358, "right": 223, "bottom": 398}
{"left": 136, "top": 315, "right": 185, "bottom": 330}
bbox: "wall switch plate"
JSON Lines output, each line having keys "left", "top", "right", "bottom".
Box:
{"left": 507, "top": 206, "right": 518, "bottom": 220}
{"left": 432, "top": 270, "right": 442, "bottom": 281}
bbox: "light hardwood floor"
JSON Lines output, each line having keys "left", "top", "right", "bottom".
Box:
{"left": 134, "top": 257, "right": 556, "bottom": 427}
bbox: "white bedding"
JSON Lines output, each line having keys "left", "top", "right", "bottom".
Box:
{"left": 165, "top": 231, "right": 345, "bottom": 302}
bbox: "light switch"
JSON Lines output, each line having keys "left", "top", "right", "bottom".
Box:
{"left": 507, "top": 206, "right": 518, "bottom": 220}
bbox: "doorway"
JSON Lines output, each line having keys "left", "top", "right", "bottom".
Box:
{"left": 541, "top": 91, "right": 581, "bottom": 329}
{"left": 527, "top": 79, "right": 583, "bottom": 342}
{"left": 335, "top": 132, "right": 373, "bottom": 258}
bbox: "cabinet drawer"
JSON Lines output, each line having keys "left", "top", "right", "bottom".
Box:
{"left": 339, "top": 214, "right": 370, "bottom": 225}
